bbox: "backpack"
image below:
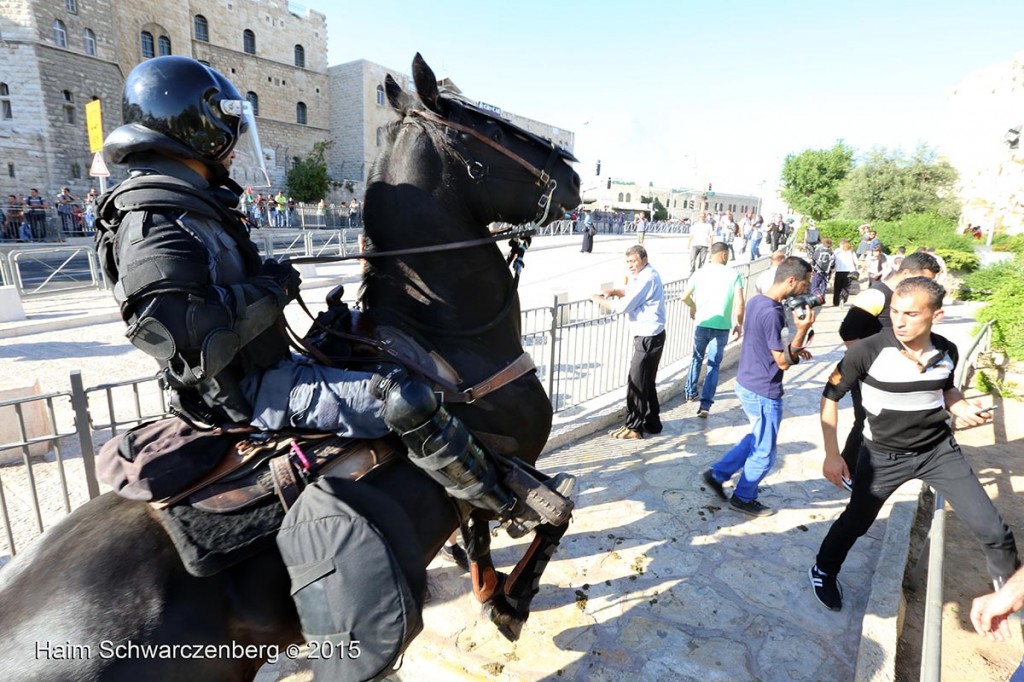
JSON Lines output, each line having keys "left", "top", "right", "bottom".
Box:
{"left": 814, "top": 247, "right": 835, "bottom": 274}
{"left": 276, "top": 476, "right": 425, "bottom": 681}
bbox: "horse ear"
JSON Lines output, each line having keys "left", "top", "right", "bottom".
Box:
{"left": 384, "top": 74, "right": 410, "bottom": 114}
{"left": 412, "top": 52, "right": 442, "bottom": 114}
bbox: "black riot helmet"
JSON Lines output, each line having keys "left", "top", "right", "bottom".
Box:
{"left": 104, "top": 56, "right": 269, "bottom": 185}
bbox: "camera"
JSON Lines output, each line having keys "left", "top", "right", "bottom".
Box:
{"left": 783, "top": 293, "right": 824, "bottom": 319}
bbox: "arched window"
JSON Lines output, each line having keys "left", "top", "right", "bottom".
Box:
{"left": 626, "top": 193, "right": 631, "bottom": 202}
{"left": 243, "top": 29, "right": 256, "bottom": 55}
{"left": 246, "top": 91, "right": 259, "bottom": 117}
{"left": 294, "top": 44, "right": 305, "bottom": 68}
{"left": 376, "top": 126, "right": 384, "bottom": 147}
{"left": 617, "top": 192, "right": 624, "bottom": 202}
{"left": 66, "top": 0, "right": 78, "bottom": 14}
{"left": 296, "top": 101, "right": 307, "bottom": 125}
{"left": 1, "top": 83, "right": 12, "bottom": 120}
{"left": 376, "top": 84, "right": 385, "bottom": 106}
{"left": 83, "top": 28, "right": 96, "bottom": 56}
{"left": 194, "top": 15, "right": 208, "bottom": 42}
{"left": 53, "top": 19, "right": 68, "bottom": 48}
{"left": 140, "top": 31, "right": 154, "bottom": 59}
{"left": 158, "top": 35, "right": 171, "bottom": 56}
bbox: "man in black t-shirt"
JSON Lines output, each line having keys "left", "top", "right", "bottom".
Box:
{"left": 808, "top": 278, "right": 1017, "bottom": 612}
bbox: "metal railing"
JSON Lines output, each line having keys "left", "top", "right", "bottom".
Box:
{"left": 8, "top": 246, "right": 104, "bottom": 297}
{"left": 0, "top": 250, "right": 775, "bottom": 558}
{"left": 918, "top": 319, "right": 995, "bottom": 682}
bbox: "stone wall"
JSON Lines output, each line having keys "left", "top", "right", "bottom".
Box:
{"left": 942, "top": 52, "right": 1024, "bottom": 235}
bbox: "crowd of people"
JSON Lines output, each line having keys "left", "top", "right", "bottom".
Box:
{"left": 1, "top": 187, "right": 101, "bottom": 241}
{"left": 589, "top": 222, "right": 1014, "bottom": 647}
{"left": 237, "top": 189, "right": 362, "bottom": 230}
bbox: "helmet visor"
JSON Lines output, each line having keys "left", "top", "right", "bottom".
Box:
{"left": 221, "top": 99, "right": 270, "bottom": 188}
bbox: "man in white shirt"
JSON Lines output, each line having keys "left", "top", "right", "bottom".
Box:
{"left": 689, "top": 212, "right": 714, "bottom": 272}
{"left": 755, "top": 250, "right": 786, "bottom": 295}
{"left": 591, "top": 245, "right": 667, "bottom": 439}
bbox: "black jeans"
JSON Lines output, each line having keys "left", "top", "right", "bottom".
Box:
{"left": 816, "top": 436, "right": 1018, "bottom": 580}
{"left": 840, "top": 382, "right": 865, "bottom": 478}
{"left": 832, "top": 271, "right": 853, "bottom": 306}
{"left": 625, "top": 330, "right": 665, "bottom": 434}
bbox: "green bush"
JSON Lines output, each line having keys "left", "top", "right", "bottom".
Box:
{"left": 992, "top": 233, "right": 1024, "bottom": 256}
{"left": 960, "top": 261, "right": 1024, "bottom": 300}
{"left": 818, "top": 218, "right": 862, "bottom": 246}
{"left": 934, "top": 248, "right": 979, "bottom": 272}
{"left": 976, "top": 274, "right": 1024, "bottom": 360}
{"left": 870, "top": 213, "right": 974, "bottom": 253}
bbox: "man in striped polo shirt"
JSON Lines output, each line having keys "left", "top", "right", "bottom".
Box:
{"left": 809, "top": 277, "right": 1018, "bottom": 611}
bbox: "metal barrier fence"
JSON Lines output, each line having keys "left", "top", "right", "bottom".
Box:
{"left": 6, "top": 246, "right": 104, "bottom": 297}
{"left": 0, "top": 255, "right": 774, "bottom": 558}
{"left": 918, "top": 320, "right": 996, "bottom": 682}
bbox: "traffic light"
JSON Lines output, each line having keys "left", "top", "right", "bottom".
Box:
{"left": 606, "top": 178, "right": 611, "bottom": 190}
{"left": 595, "top": 160, "right": 601, "bottom": 176}
{"left": 707, "top": 182, "right": 713, "bottom": 192}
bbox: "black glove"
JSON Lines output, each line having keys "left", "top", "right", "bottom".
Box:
{"left": 258, "top": 258, "right": 302, "bottom": 301}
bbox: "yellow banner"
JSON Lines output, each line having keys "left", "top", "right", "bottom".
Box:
{"left": 85, "top": 99, "right": 104, "bottom": 153}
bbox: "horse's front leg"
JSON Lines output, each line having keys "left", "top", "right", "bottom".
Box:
{"left": 490, "top": 520, "right": 569, "bottom": 641}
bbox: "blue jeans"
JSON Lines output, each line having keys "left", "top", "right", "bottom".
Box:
{"left": 685, "top": 326, "right": 729, "bottom": 409}
{"left": 710, "top": 383, "right": 782, "bottom": 502}
{"left": 241, "top": 355, "right": 389, "bottom": 438}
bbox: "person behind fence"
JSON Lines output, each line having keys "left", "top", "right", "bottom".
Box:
{"left": 681, "top": 242, "right": 745, "bottom": 419}
{"left": 56, "top": 187, "right": 78, "bottom": 233}
{"left": 808, "top": 277, "right": 1018, "bottom": 612}
{"left": 701, "top": 256, "right": 814, "bottom": 517}
{"left": 25, "top": 188, "right": 47, "bottom": 240}
{"left": 590, "top": 244, "right": 666, "bottom": 440}
{"left": 94, "top": 55, "right": 572, "bottom": 540}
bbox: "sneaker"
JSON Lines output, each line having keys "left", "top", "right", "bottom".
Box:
{"left": 697, "top": 407, "right": 710, "bottom": 419}
{"left": 684, "top": 395, "right": 699, "bottom": 403}
{"left": 809, "top": 565, "right": 843, "bottom": 611}
{"left": 701, "top": 469, "right": 727, "bottom": 502}
{"left": 728, "top": 494, "right": 774, "bottom": 517}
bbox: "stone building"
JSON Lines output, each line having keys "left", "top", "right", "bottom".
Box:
{"left": 0, "top": 0, "right": 329, "bottom": 200}
{"left": 585, "top": 179, "right": 760, "bottom": 221}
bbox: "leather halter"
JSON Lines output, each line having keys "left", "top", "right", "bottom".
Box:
{"left": 409, "top": 108, "right": 562, "bottom": 228}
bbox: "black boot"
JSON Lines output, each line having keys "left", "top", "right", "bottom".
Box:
{"left": 371, "top": 368, "right": 574, "bottom": 535}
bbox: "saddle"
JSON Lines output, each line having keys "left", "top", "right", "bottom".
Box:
{"left": 143, "top": 428, "right": 401, "bottom": 578}
{"left": 151, "top": 431, "right": 400, "bottom": 513}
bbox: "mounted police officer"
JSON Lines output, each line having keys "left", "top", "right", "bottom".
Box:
{"left": 96, "top": 56, "right": 571, "bottom": 537}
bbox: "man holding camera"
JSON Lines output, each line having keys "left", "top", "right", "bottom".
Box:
{"left": 701, "top": 257, "right": 815, "bottom": 517}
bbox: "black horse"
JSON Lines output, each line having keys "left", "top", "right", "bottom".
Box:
{"left": 0, "top": 54, "right": 581, "bottom": 681}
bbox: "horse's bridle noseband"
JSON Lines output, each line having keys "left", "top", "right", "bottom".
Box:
{"left": 410, "top": 108, "right": 564, "bottom": 228}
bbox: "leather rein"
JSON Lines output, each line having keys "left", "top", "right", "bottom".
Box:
{"left": 280, "top": 107, "right": 569, "bottom": 403}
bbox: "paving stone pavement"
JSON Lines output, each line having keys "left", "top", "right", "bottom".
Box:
{"left": 0, "top": 246, "right": 987, "bottom": 682}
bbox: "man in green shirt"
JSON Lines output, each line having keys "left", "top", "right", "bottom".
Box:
{"left": 682, "top": 242, "right": 745, "bottom": 418}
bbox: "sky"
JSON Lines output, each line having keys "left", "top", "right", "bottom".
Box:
{"left": 303, "top": 0, "right": 1024, "bottom": 197}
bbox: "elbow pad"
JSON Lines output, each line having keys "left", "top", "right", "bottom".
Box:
{"left": 125, "top": 296, "right": 240, "bottom": 386}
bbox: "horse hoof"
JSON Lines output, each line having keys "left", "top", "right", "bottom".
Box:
{"left": 439, "top": 542, "right": 470, "bottom": 572}
{"left": 497, "top": 620, "right": 524, "bottom": 642}
{"left": 482, "top": 595, "right": 527, "bottom": 641}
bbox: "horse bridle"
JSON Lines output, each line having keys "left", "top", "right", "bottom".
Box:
{"left": 409, "top": 108, "right": 563, "bottom": 228}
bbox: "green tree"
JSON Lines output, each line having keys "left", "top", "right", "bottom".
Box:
{"left": 779, "top": 142, "right": 855, "bottom": 220}
{"left": 286, "top": 140, "right": 332, "bottom": 203}
{"left": 838, "top": 145, "right": 959, "bottom": 222}
{"left": 642, "top": 196, "right": 668, "bottom": 221}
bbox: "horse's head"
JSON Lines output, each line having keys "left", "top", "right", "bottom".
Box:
{"left": 379, "top": 53, "right": 581, "bottom": 227}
